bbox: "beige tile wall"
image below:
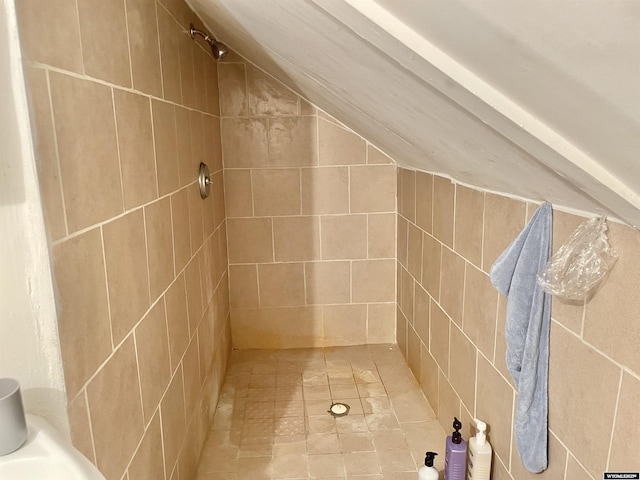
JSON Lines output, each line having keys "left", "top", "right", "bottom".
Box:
{"left": 17, "top": 0, "right": 230, "bottom": 479}
{"left": 397, "top": 167, "right": 640, "bottom": 479}
{"left": 219, "top": 59, "right": 397, "bottom": 349}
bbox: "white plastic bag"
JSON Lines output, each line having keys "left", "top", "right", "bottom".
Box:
{"left": 537, "top": 216, "right": 618, "bottom": 300}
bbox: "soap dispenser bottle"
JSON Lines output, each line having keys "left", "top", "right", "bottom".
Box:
{"left": 467, "top": 419, "right": 492, "bottom": 479}
{"left": 418, "top": 451, "right": 439, "bottom": 480}
{"left": 445, "top": 417, "right": 467, "bottom": 480}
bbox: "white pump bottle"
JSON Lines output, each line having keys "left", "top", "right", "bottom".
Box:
{"left": 466, "top": 419, "right": 492, "bottom": 479}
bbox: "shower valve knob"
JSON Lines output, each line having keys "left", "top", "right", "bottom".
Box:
{"left": 198, "top": 163, "right": 212, "bottom": 199}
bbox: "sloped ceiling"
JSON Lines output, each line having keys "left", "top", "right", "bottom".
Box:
{"left": 189, "top": 0, "right": 640, "bottom": 227}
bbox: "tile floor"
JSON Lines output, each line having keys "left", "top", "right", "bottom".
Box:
{"left": 195, "top": 344, "right": 447, "bottom": 479}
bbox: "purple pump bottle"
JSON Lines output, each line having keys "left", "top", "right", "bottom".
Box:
{"left": 444, "top": 417, "right": 467, "bottom": 480}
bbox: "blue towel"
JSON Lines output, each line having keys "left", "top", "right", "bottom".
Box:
{"left": 489, "top": 202, "right": 552, "bottom": 473}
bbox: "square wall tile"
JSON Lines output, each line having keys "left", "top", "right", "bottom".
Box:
{"left": 25, "top": 68, "right": 66, "bottom": 240}
{"left": 135, "top": 301, "right": 171, "bottom": 423}
{"left": 407, "top": 223, "right": 423, "bottom": 282}
{"left": 367, "top": 303, "right": 396, "bottom": 344}
{"left": 16, "top": 0, "right": 83, "bottom": 72}
{"left": 475, "top": 356, "right": 514, "bottom": 467}
{"left": 609, "top": 372, "right": 640, "bottom": 470}
{"left": 252, "top": 168, "right": 301, "bottom": 216}
{"left": 190, "top": 110, "right": 205, "bottom": 174}
{"left": 414, "top": 284, "right": 430, "bottom": 344}
{"left": 422, "top": 232, "right": 442, "bottom": 300}
{"left": 368, "top": 213, "right": 396, "bottom": 259}
{"left": 454, "top": 185, "right": 484, "bottom": 268}
{"left": 174, "top": 106, "right": 193, "bottom": 187}
{"left": 350, "top": 165, "right": 396, "bottom": 213}
{"left": 323, "top": 305, "right": 367, "bottom": 346}
{"left": 157, "top": 4, "right": 181, "bottom": 103}
{"left": 67, "top": 392, "right": 95, "bottom": 465}
{"left": 584, "top": 221, "right": 640, "bottom": 375}
{"left": 161, "top": 370, "right": 186, "bottom": 476}
{"left": 113, "top": 90, "right": 157, "bottom": 209}
{"left": 429, "top": 303, "right": 450, "bottom": 374}
{"left": 400, "top": 169, "right": 416, "bottom": 222}
{"left": 145, "top": 197, "right": 175, "bottom": 300}
{"left": 549, "top": 323, "right": 619, "bottom": 477}
{"left": 269, "top": 117, "right": 318, "bottom": 167}
{"left": 258, "top": 263, "right": 306, "bottom": 307}
{"left": 203, "top": 115, "right": 223, "bottom": 173}
{"left": 368, "top": 144, "right": 393, "bottom": 164}
{"left": 102, "top": 210, "right": 150, "bottom": 344}
{"left": 301, "top": 166, "right": 349, "bottom": 215}
{"left": 171, "top": 188, "right": 191, "bottom": 274}
{"left": 222, "top": 118, "right": 269, "bottom": 168}
{"left": 229, "top": 264, "right": 259, "bottom": 309}
{"left": 437, "top": 373, "right": 460, "bottom": 433}
{"left": 218, "top": 62, "right": 247, "bottom": 116}
{"left": 128, "top": 414, "right": 165, "bottom": 480}
{"left": 125, "top": 0, "right": 162, "bottom": 96}
{"left": 305, "top": 261, "right": 351, "bottom": 305}
{"left": 352, "top": 259, "right": 395, "bottom": 303}
{"left": 50, "top": 72, "right": 122, "bottom": 232}
{"left": 227, "top": 218, "right": 274, "bottom": 264}
{"left": 463, "top": 264, "right": 498, "bottom": 359}
{"left": 433, "top": 176, "right": 454, "bottom": 248}
{"left": 321, "top": 215, "right": 367, "bottom": 260}
{"left": 419, "top": 345, "right": 439, "bottom": 413}
{"left": 177, "top": 34, "right": 196, "bottom": 108}
{"left": 205, "top": 53, "right": 221, "bottom": 117}
{"left": 448, "top": 324, "right": 476, "bottom": 412}
{"left": 53, "top": 228, "right": 112, "bottom": 397}
{"left": 87, "top": 337, "right": 144, "bottom": 480}
{"left": 246, "top": 64, "right": 299, "bottom": 116}
{"left": 483, "top": 193, "right": 526, "bottom": 271}
{"left": 224, "top": 170, "right": 253, "bottom": 218}
{"left": 230, "top": 307, "right": 323, "bottom": 349}
{"left": 319, "top": 119, "right": 365, "bottom": 165}
{"left": 188, "top": 184, "right": 204, "bottom": 253}
{"left": 415, "top": 171, "right": 433, "bottom": 233}
{"left": 77, "top": 0, "right": 131, "bottom": 87}
{"left": 164, "top": 274, "right": 189, "bottom": 373}
{"left": 151, "top": 99, "right": 179, "bottom": 196}
{"left": 184, "top": 258, "right": 203, "bottom": 334}
{"left": 274, "top": 216, "right": 321, "bottom": 261}
{"left": 397, "top": 216, "right": 408, "bottom": 268}
{"left": 400, "top": 267, "right": 415, "bottom": 325}
{"left": 440, "top": 247, "right": 465, "bottom": 327}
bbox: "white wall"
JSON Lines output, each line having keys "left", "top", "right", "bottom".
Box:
{"left": 0, "top": 0, "right": 68, "bottom": 435}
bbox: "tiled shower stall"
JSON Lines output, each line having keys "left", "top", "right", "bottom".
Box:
{"left": 14, "top": 0, "right": 640, "bottom": 479}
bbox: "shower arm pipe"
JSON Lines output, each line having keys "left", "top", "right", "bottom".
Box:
{"left": 189, "top": 24, "right": 228, "bottom": 60}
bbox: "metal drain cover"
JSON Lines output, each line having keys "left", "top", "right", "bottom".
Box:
{"left": 328, "top": 402, "right": 350, "bottom": 417}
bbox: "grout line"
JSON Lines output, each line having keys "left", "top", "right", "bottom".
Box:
{"left": 44, "top": 69, "right": 70, "bottom": 237}
{"left": 605, "top": 369, "right": 624, "bottom": 471}
{"left": 154, "top": 1, "right": 166, "bottom": 99}
{"left": 131, "top": 328, "right": 147, "bottom": 425}
{"left": 82, "top": 389, "right": 99, "bottom": 466}
{"left": 74, "top": 0, "right": 86, "bottom": 76}
{"left": 110, "top": 87, "right": 127, "bottom": 213}
{"left": 551, "top": 317, "right": 640, "bottom": 383}
{"left": 122, "top": 0, "right": 134, "bottom": 89}
{"left": 142, "top": 204, "right": 152, "bottom": 305}
{"left": 148, "top": 98, "right": 161, "bottom": 198}
{"left": 99, "top": 225, "right": 115, "bottom": 350}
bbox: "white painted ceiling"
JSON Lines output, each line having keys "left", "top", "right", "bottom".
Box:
{"left": 189, "top": 0, "right": 640, "bottom": 227}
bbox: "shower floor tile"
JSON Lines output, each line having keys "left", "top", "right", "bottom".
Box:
{"left": 195, "top": 344, "right": 446, "bottom": 479}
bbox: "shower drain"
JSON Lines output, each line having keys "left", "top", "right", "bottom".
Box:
{"left": 328, "top": 402, "right": 350, "bottom": 417}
